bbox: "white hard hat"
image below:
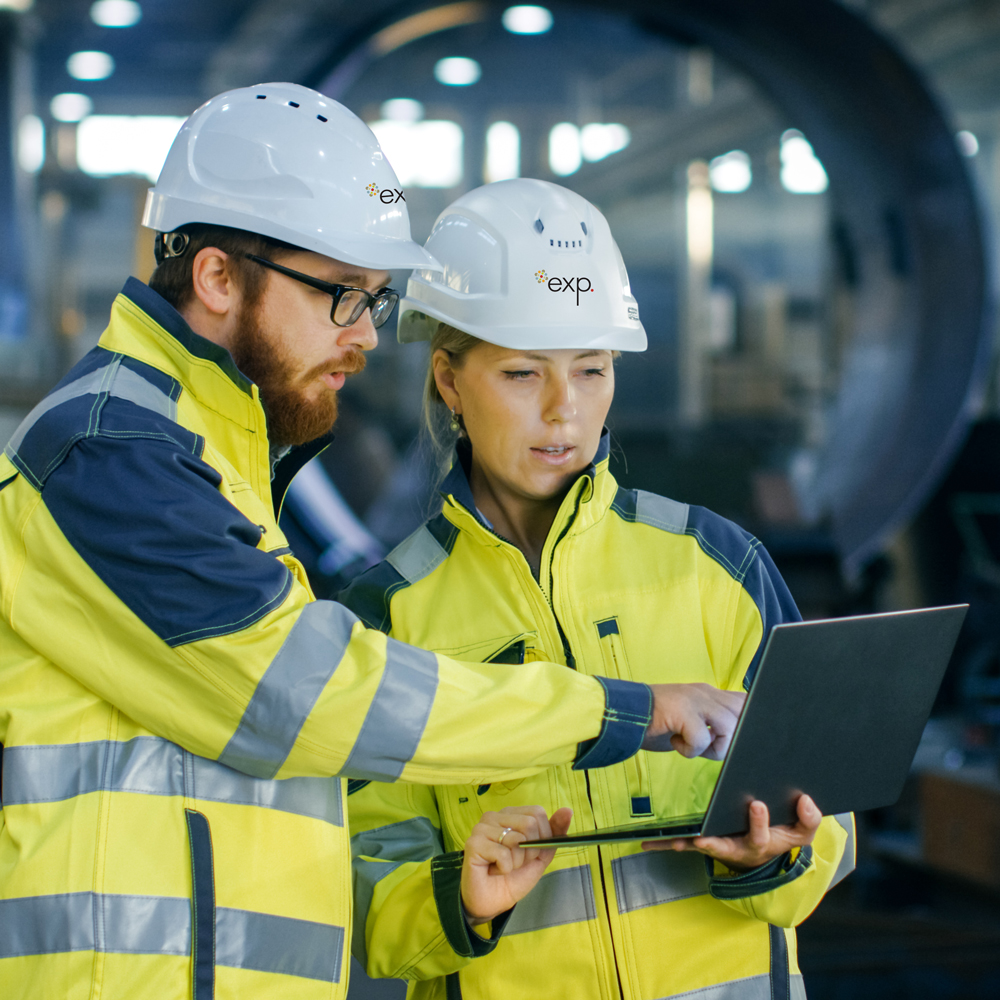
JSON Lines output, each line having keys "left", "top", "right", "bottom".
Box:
{"left": 142, "top": 82, "right": 440, "bottom": 272}
{"left": 397, "top": 178, "right": 646, "bottom": 351}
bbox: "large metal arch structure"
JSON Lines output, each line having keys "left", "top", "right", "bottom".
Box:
{"left": 314, "top": 0, "right": 992, "bottom": 576}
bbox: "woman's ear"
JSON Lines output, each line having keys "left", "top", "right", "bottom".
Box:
{"left": 432, "top": 349, "right": 462, "bottom": 413}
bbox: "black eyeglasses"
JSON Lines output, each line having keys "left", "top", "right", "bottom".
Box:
{"left": 244, "top": 254, "right": 400, "bottom": 329}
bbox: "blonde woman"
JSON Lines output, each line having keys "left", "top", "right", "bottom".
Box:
{"left": 341, "top": 179, "right": 854, "bottom": 1000}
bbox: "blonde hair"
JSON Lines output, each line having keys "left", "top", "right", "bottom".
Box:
{"left": 422, "top": 321, "right": 484, "bottom": 473}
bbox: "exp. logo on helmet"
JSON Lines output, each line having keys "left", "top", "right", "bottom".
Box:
{"left": 366, "top": 182, "right": 406, "bottom": 203}
{"left": 536, "top": 270, "right": 594, "bottom": 305}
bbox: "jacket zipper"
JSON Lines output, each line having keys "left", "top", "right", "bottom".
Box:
{"left": 453, "top": 487, "right": 625, "bottom": 999}
{"left": 547, "top": 492, "right": 626, "bottom": 1000}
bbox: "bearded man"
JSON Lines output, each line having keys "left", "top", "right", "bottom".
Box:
{"left": 0, "top": 83, "right": 745, "bottom": 1000}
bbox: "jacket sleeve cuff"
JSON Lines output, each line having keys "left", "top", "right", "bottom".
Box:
{"left": 706, "top": 845, "right": 814, "bottom": 900}
{"left": 573, "top": 678, "right": 652, "bottom": 770}
{"left": 430, "top": 851, "right": 513, "bottom": 958}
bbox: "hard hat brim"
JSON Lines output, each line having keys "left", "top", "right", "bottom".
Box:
{"left": 143, "top": 191, "right": 443, "bottom": 273}
{"left": 397, "top": 298, "right": 648, "bottom": 352}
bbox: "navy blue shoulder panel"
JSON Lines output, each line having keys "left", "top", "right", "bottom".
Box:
{"left": 337, "top": 511, "right": 458, "bottom": 634}
{"left": 610, "top": 487, "right": 800, "bottom": 688}
{"left": 22, "top": 348, "right": 292, "bottom": 647}
{"left": 336, "top": 559, "right": 406, "bottom": 633}
{"left": 6, "top": 347, "right": 196, "bottom": 490}
{"left": 43, "top": 431, "right": 293, "bottom": 647}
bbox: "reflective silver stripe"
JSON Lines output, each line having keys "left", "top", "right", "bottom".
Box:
{"left": 505, "top": 864, "right": 596, "bottom": 935}
{"left": 351, "top": 816, "right": 443, "bottom": 863}
{"left": 109, "top": 364, "right": 178, "bottom": 422}
{"left": 653, "top": 973, "right": 796, "bottom": 1000}
{"left": 351, "top": 816, "right": 443, "bottom": 968}
{"left": 386, "top": 525, "right": 449, "bottom": 585}
{"left": 340, "top": 638, "right": 438, "bottom": 782}
{"left": 219, "top": 601, "right": 360, "bottom": 779}
{"left": 5, "top": 358, "right": 177, "bottom": 460}
{"left": 216, "top": 907, "right": 344, "bottom": 983}
{"left": 634, "top": 491, "right": 689, "bottom": 534}
{"left": 829, "top": 812, "right": 856, "bottom": 889}
{"left": 2, "top": 737, "right": 342, "bottom": 826}
{"left": 0, "top": 893, "right": 344, "bottom": 982}
{"left": 0, "top": 893, "right": 189, "bottom": 959}
{"left": 6, "top": 363, "right": 118, "bottom": 456}
{"left": 612, "top": 850, "right": 708, "bottom": 914}
{"left": 351, "top": 859, "right": 403, "bottom": 970}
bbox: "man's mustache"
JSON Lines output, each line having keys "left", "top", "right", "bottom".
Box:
{"left": 305, "top": 348, "right": 367, "bottom": 382}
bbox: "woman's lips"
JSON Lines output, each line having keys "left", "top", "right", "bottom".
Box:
{"left": 530, "top": 445, "right": 576, "bottom": 465}
{"left": 320, "top": 372, "right": 346, "bottom": 390}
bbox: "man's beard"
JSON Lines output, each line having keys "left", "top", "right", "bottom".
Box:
{"left": 229, "top": 300, "right": 366, "bottom": 448}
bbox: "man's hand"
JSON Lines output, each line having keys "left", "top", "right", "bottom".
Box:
{"left": 461, "top": 806, "right": 572, "bottom": 926}
{"left": 641, "top": 794, "right": 822, "bottom": 871}
{"left": 642, "top": 683, "right": 746, "bottom": 760}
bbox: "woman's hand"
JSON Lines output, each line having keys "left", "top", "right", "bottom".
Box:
{"left": 641, "top": 794, "right": 822, "bottom": 871}
{"left": 461, "top": 805, "right": 573, "bottom": 925}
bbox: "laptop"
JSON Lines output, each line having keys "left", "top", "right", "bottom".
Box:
{"left": 522, "top": 605, "right": 968, "bottom": 848}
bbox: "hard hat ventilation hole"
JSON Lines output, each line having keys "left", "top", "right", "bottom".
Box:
{"left": 534, "top": 219, "right": 544, "bottom": 233}
{"left": 317, "top": 115, "right": 328, "bottom": 122}
{"left": 256, "top": 94, "right": 266, "bottom": 99}
{"left": 580, "top": 222, "right": 587, "bottom": 235}
{"left": 288, "top": 101, "right": 300, "bottom": 108}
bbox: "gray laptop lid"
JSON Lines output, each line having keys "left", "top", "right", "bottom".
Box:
{"left": 523, "top": 604, "right": 968, "bottom": 847}
{"left": 700, "top": 604, "right": 968, "bottom": 836}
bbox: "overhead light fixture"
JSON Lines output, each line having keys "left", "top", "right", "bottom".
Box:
{"left": 90, "top": 0, "right": 141, "bottom": 26}
{"left": 67, "top": 51, "right": 115, "bottom": 81}
{"left": 956, "top": 130, "right": 979, "bottom": 157}
{"left": 434, "top": 56, "right": 481, "bottom": 86}
{"left": 501, "top": 5, "right": 552, "bottom": 34}
{"left": 17, "top": 115, "right": 44, "bottom": 173}
{"left": 380, "top": 98, "right": 424, "bottom": 122}
{"left": 780, "top": 130, "right": 828, "bottom": 194}
{"left": 0, "top": 1, "right": 34, "bottom": 11}
{"left": 709, "top": 149, "right": 752, "bottom": 193}
{"left": 51, "top": 92, "right": 94, "bottom": 122}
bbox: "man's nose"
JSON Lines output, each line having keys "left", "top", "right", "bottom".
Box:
{"left": 339, "top": 308, "right": 379, "bottom": 351}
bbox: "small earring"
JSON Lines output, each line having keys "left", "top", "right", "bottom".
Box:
{"left": 449, "top": 407, "right": 461, "bottom": 433}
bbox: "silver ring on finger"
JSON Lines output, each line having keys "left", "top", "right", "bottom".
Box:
{"left": 498, "top": 826, "right": 515, "bottom": 846}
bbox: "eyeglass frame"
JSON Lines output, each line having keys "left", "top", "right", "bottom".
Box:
{"left": 243, "top": 253, "right": 400, "bottom": 329}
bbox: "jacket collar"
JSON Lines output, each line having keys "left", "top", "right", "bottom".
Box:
{"left": 99, "top": 278, "right": 328, "bottom": 515}
{"left": 439, "top": 429, "right": 614, "bottom": 539}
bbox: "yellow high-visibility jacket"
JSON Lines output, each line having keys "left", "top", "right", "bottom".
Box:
{"left": 0, "top": 280, "right": 653, "bottom": 1000}
{"left": 341, "top": 438, "right": 856, "bottom": 1000}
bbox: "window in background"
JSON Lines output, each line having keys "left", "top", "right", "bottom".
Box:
{"left": 76, "top": 116, "right": 186, "bottom": 181}
{"left": 368, "top": 120, "right": 463, "bottom": 187}
{"left": 485, "top": 121, "right": 520, "bottom": 182}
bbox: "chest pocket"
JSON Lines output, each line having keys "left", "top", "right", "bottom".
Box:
{"left": 219, "top": 478, "right": 290, "bottom": 555}
{"left": 453, "top": 636, "right": 533, "bottom": 809}
{"left": 595, "top": 617, "right": 652, "bottom": 817}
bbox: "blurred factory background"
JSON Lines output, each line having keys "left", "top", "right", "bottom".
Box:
{"left": 1, "top": 0, "right": 1000, "bottom": 996}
